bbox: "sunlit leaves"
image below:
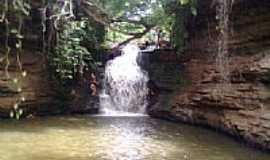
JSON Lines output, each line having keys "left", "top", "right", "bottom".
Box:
{"left": 17, "top": 87, "right": 22, "bottom": 93}
{"left": 14, "top": 103, "right": 18, "bottom": 110}
{"left": 10, "top": 29, "right": 18, "bottom": 34}
{"left": 98, "top": 0, "right": 173, "bottom": 43}
{"left": 22, "top": 71, "right": 27, "bottom": 77}
{"left": 9, "top": 111, "right": 14, "bottom": 118}
{"left": 191, "top": 6, "right": 197, "bottom": 16}
{"left": 178, "top": 0, "right": 198, "bottom": 16}
{"left": 21, "top": 96, "right": 25, "bottom": 102}
{"left": 180, "top": 0, "right": 190, "bottom": 5}
{"left": 9, "top": 107, "right": 24, "bottom": 120}
{"left": 96, "top": 0, "right": 197, "bottom": 45}
{"left": 13, "top": 78, "right": 18, "bottom": 84}
{"left": 12, "top": 0, "right": 31, "bottom": 16}
{"left": 10, "top": 101, "right": 24, "bottom": 120}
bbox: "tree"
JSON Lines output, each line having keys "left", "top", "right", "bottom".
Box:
{"left": 81, "top": 0, "right": 173, "bottom": 47}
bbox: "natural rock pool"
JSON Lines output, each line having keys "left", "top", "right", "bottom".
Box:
{"left": 0, "top": 115, "right": 269, "bottom": 160}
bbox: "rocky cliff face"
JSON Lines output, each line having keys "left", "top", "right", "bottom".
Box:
{"left": 0, "top": 50, "right": 65, "bottom": 118}
{"left": 149, "top": 0, "right": 270, "bottom": 150}
{"left": 0, "top": 51, "right": 99, "bottom": 118}
{"left": 0, "top": 3, "right": 99, "bottom": 118}
{"left": 189, "top": 0, "right": 270, "bottom": 55}
{"left": 150, "top": 54, "right": 270, "bottom": 149}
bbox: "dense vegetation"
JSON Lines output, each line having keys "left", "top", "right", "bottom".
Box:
{"left": 0, "top": 0, "right": 199, "bottom": 119}
{"left": 0, "top": 0, "right": 197, "bottom": 82}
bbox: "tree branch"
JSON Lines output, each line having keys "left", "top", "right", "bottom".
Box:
{"left": 81, "top": 0, "right": 111, "bottom": 25}
{"left": 80, "top": 0, "right": 155, "bottom": 47}
{"left": 116, "top": 26, "right": 153, "bottom": 47}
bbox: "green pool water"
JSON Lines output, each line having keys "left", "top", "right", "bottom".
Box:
{"left": 0, "top": 115, "right": 269, "bottom": 160}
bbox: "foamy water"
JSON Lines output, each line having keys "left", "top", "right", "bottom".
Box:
{"left": 100, "top": 44, "right": 149, "bottom": 115}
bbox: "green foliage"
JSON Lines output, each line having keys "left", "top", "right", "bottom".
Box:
{"left": 9, "top": 95, "right": 26, "bottom": 120}
{"left": 99, "top": 0, "right": 198, "bottom": 49}
{"left": 180, "top": 0, "right": 190, "bottom": 5}
{"left": 97, "top": 0, "right": 173, "bottom": 44}
{"left": 164, "top": 0, "right": 197, "bottom": 54}
{"left": 100, "top": 0, "right": 153, "bottom": 18}
{"left": 0, "top": 0, "right": 31, "bottom": 19}
{"left": 0, "top": 0, "right": 31, "bottom": 120}
{"left": 50, "top": 19, "right": 94, "bottom": 83}
{"left": 9, "top": 105, "right": 24, "bottom": 120}
{"left": 84, "top": 22, "right": 106, "bottom": 64}
{"left": 179, "top": 0, "right": 197, "bottom": 16}
{"left": 106, "top": 22, "right": 145, "bottom": 43}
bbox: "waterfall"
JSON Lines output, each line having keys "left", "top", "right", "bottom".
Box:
{"left": 215, "top": 0, "right": 234, "bottom": 92}
{"left": 99, "top": 44, "right": 149, "bottom": 115}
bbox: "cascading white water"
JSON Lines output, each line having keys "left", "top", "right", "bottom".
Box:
{"left": 215, "top": 0, "right": 234, "bottom": 93}
{"left": 100, "top": 44, "right": 149, "bottom": 115}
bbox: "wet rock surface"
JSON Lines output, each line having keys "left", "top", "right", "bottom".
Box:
{"left": 149, "top": 0, "right": 270, "bottom": 150}
{"left": 0, "top": 50, "right": 100, "bottom": 118}
{"left": 149, "top": 53, "right": 270, "bottom": 150}
{"left": 0, "top": 51, "right": 64, "bottom": 118}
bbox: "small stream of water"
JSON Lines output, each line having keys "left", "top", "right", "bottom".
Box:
{"left": 215, "top": 0, "right": 234, "bottom": 93}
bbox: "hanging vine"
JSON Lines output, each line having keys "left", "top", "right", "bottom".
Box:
{"left": 0, "top": 0, "right": 78, "bottom": 119}
{"left": 0, "top": 0, "right": 31, "bottom": 119}
{"left": 45, "top": 0, "right": 100, "bottom": 86}
{"left": 49, "top": 0, "right": 74, "bottom": 28}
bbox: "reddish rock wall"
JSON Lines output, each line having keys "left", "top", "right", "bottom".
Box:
{"left": 0, "top": 50, "right": 64, "bottom": 118}
{"left": 149, "top": 0, "right": 270, "bottom": 150}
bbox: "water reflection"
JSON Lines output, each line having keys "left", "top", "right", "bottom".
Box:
{"left": 0, "top": 116, "right": 269, "bottom": 160}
